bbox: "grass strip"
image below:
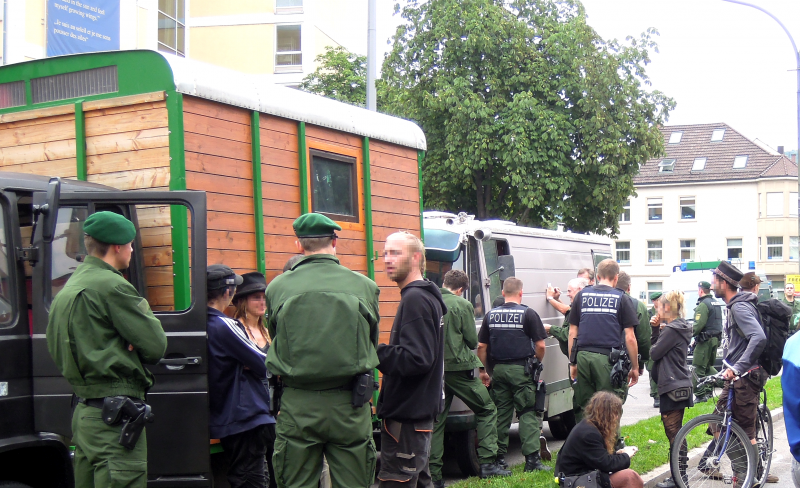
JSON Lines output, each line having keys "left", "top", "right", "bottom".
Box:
{"left": 450, "top": 377, "right": 783, "bottom": 488}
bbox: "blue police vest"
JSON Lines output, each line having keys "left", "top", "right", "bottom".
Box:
{"left": 487, "top": 303, "right": 534, "bottom": 362}
{"left": 576, "top": 286, "right": 625, "bottom": 351}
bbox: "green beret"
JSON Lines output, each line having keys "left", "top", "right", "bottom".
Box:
{"left": 84, "top": 211, "right": 136, "bottom": 244}
{"left": 293, "top": 213, "right": 341, "bottom": 238}
{"left": 649, "top": 292, "right": 662, "bottom": 301}
{"left": 698, "top": 281, "right": 711, "bottom": 290}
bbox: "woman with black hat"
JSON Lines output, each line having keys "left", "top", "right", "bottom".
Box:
{"left": 232, "top": 272, "right": 276, "bottom": 488}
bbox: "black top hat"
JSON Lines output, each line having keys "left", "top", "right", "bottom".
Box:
{"left": 712, "top": 261, "right": 743, "bottom": 288}
{"left": 233, "top": 272, "right": 267, "bottom": 301}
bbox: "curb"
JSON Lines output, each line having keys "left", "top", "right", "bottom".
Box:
{"left": 641, "top": 407, "right": 784, "bottom": 488}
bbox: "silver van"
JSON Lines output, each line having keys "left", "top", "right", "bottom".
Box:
{"left": 424, "top": 212, "right": 612, "bottom": 475}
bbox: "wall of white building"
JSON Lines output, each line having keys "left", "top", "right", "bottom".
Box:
{"left": 615, "top": 180, "right": 758, "bottom": 302}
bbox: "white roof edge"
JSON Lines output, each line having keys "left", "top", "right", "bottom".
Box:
{"left": 424, "top": 216, "right": 612, "bottom": 245}
{"left": 161, "top": 53, "right": 427, "bottom": 151}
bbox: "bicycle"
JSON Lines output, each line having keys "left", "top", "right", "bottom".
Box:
{"left": 669, "top": 370, "right": 773, "bottom": 488}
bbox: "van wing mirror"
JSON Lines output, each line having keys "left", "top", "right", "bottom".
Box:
{"left": 497, "top": 255, "right": 515, "bottom": 281}
{"left": 41, "top": 177, "right": 61, "bottom": 243}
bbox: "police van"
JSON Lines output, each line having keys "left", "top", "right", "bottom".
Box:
{"left": 423, "top": 211, "right": 612, "bottom": 474}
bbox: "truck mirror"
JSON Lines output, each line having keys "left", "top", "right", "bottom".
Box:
{"left": 497, "top": 255, "right": 515, "bottom": 281}
{"left": 41, "top": 177, "right": 61, "bottom": 243}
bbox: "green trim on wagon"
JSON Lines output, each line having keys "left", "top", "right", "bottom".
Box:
{"left": 74, "top": 101, "right": 87, "bottom": 181}
{"left": 251, "top": 112, "right": 266, "bottom": 275}
{"left": 167, "top": 91, "right": 191, "bottom": 311}
{"left": 298, "top": 122, "right": 309, "bottom": 215}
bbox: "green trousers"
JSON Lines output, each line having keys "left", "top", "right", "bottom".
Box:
{"left": 490, "top": 363, "right": 542, "bottom": 457}
{"left": 647, "top": 359, "right": 658, "bottom": 399}
{"left": 273, "top": 387, "right": 376, "bottom": 488}
{"left": 72, "top": 402, "right": 148, "bottom": 488}
{"left": 574, "top": 351, "right": 627, "bottom": 422}
{"left": 693, "top": 337, "right": 719, "bottom": 398}
{"left": 430, "top": 370, "right": 498, "bottom": 481}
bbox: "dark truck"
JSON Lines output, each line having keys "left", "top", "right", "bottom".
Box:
{"left": 0, "top": 173, "right": 210, "bottom": 487}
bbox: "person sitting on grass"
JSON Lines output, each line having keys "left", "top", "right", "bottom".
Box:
{"left": 650, "top": 291, "right": 692, "bottom": 488}
{"left": 555, "top": 391, "right": 643, "bottom": 488}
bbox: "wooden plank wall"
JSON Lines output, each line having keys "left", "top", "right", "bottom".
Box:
{"left": 183, "top": 96, "right": 258, "bottom": 275}
{"left": 0, "top": 112, "right": 77, "bottom": 177}
{"left": 369, "top": 140, "right": 423, "bottom": 343}
{"left": 83, "top": 98, "right": 173, "bottom": 310}
{"left": 259, "top": 114, "right": 301, "bottom": 281}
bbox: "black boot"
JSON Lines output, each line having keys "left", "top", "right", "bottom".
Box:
{"left": 480, "top": 462, "right": 512, "bottom": 479}
{"left": 524, "top": 453, "right": 551, "bottom": 472}
{"left": 656, "top": 478, "right": 676, "bottom": 488}
{"left": 495, "top": 454, "right": 508, "bottom": 469}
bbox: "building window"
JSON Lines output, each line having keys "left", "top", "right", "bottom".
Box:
{"left": 158, "top": 0, "right": 186, "bottom": 57}
{"left": 680, "top": 197, "right": 695, "bottom": 219}
{"left": 669, "top": 132, "right": 683, "bottom": 144}
{"left": 691, "top": 157, "right": 706, "bottom": 171}
{"left": 792, "top": 192, "right": 798, "bottom": 217}
{"left": 616, "top": 242, "right": 630, "bottom": 264}
{"left": 276, "top": 25, "right": 302, "bottom": 71}
{"left": 658, "top": 159, "right": 676, "bottom": 173}
{"left": 620, "top": 200, "right": 630, "bottom": 222}
{"left": 648, "top": 198, "right": 662, "bottom": 221}
{"left": 711, "top": 128, "right": 725, "bottom": 142}
{"left": 791, "top": 237, "right": 799, "bottom": 261}
{"left": 766, "top": 192, "right": 784, "bottom": 217}
{"left": 309, "top": 150, "right": 358, "bottom": 222}
{"left": 647, "top": 240, "right": 662, "bottom": 263}
{"left": 733, "top": 155, "right": 748, "bottom": 169}
{"left": 276, "top": 0, "right": 303, "bottom": 13}
{"left": 679, "top": 239, "right": 695, "bottom": 262}
{"left": 727, "top": 238, "right": 743, "bottom": 260}
{"left": 767, "top": 236, "right": 783, "bottom": 260}
{"left": 647, "top": 282, "right": 663, "bottom": 303}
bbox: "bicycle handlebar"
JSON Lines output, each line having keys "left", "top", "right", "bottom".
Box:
{"left": 696, "top": 368, "right": 749, "bottom": 388}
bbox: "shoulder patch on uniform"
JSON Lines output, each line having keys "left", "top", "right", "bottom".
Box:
{"left": 695, "top": 313, "right": 701, "bottom": 321}
{"left": 137, "top": 298, "right": 150, "bottom": 314}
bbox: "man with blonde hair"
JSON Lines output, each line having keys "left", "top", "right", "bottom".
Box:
{"left": 477, "top": 277, "right": 549, "bottom": 472}
{"left": 377, "top": 231, "right": 446, "bottom": 487}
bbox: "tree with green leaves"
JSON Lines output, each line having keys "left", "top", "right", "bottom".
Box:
{"left": 300, "top": 46, "right": 368, "bottom": 106}
{"left": 380, "top": 0, "right": 675, "bottom": 235}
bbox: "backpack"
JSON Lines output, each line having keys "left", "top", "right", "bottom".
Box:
{"left": 733, "top": 299, "right": 791, "bottom": 376}
{"left": 755, "top": 299, "right": 791, "bottom": 376}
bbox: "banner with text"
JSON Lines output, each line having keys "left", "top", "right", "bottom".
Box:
{"left": 786, "top": 275, "right": 800, "bottom": 286}
{"left": 47, "top": 0, "right": 120, "bottom": 57}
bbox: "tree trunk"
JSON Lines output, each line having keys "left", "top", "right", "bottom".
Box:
{"left": 475, "top": 172, "right": 487, "bottom": 219}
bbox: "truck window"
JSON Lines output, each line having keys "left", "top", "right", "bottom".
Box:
{"left": 482, "top": 239, "right": 509, "bottom": 307}
{"left": 467, "top": 238, "right": 483, "bottom": 318}
{"left": 51, "top": 207, "right": 89, "bottom": 299}
{"left": 425, "top": 247, "right": 464, "bottom": 288}
{"left": 0, "top": 204, "right": 13, "bottom": 327}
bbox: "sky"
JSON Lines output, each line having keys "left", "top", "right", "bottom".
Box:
{"left": 341, "top": 0, "right": 800, "bottom": 153}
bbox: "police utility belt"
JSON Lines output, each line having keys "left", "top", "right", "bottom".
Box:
{"left": 697, "top": 330, "right": 722, "bottom": 343}
{"left": 572, "top": 345, "right": 633, "bottom": 389}
{"left": 275, "top": 373, "right": 378, "bottom": 410}
{"left": 78, "top": 396, "right": 154, "bottom": 450}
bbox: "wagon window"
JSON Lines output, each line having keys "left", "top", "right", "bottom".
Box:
{"left": 0, "top": 204, "right": 14, "bottom": 327}
{"left": 309, "top": 150, "right": 358, "bottom": 223}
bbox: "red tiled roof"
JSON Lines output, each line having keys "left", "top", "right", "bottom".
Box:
{"left": 635, "top": 123, "right": 798, "bottom": 185}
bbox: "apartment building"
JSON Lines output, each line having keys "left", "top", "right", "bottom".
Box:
{"left": 1, "top": 0, "right": 363, "bottom": 85}
{"left": 615, "top": 123, "right": 798, "bottom": 302}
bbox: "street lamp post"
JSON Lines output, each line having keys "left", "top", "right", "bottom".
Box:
{"left": 722, "top": 0, "right": 800, "bottom": 272}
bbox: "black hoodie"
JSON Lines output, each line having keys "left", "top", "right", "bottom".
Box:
{"left": 377, "top": 279, "right": 447, "bottom": 421}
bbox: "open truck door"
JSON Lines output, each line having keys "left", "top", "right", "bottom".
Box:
{"left": 29, "top": 186, "right": 211, "bottom": 486}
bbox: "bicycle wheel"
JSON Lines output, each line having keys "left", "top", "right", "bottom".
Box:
{"left": 670, "top": 413, "right": 757, "bottom": 488}
{"left": 753, "top": 404, "right": 773, "bottom": 488}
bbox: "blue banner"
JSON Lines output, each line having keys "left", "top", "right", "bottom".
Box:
{"left": 47, "top": 0, "right": 120, "bottom": 57}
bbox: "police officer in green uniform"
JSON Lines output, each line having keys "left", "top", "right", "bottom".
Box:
{"left": 546, "top": 277, "right": 590, "bottom": 357}
{"left": 647, "top": 292, "right": 662, "bottom": 407}
{"left": 46, "top": 211, "right": 167, "bottom": 488}
{"left": 430, "top": 271, "right": 510, "bottom": 487}
{"left": 782, "top": 283, "right": 800, "bottom": 335}
{"left": 568, "top": 259, "right": 639, "bottom": 421}
{"left": 477, "top": 277, "right": 550, "bottom": 472}
{"left": 266, "top": 213, "right": 380, "bottom": 488}
{"left": 616, "top": 272, "right": 651, "bottom": 375}
{"left": 692, "top": 281, "right": 722, "bottom": 403}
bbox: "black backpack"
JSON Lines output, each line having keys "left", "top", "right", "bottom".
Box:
{"left": 754, "top": 299, "right": 791, "bottom": 376}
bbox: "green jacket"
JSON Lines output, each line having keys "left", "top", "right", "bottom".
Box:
{"left": 550, "top": 310, "right": 571, "bottom": 357}
{"left": 693, "top": 300, "right": 710, "bottom": 336}
{"left": 266, "top": 254, "right": 380, "bottom": 390}
{"left": 46, "top": 256, "right": 167, "bottom": 400}
{"left": 440, "top": 288, "right": 483, "bottom": 371}
{"left": 631, "top": 296, "right": 651, "bottom": 362}
{"left": 782, "top": 297, "right": 800, "bottom": 332}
